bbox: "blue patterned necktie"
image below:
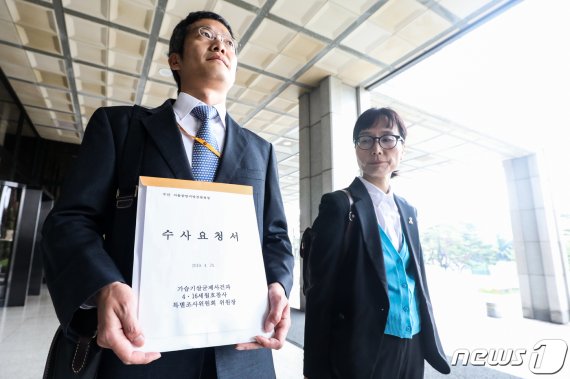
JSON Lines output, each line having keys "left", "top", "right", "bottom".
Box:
{"left": 191, "top": 105, "right": 220, "bottom": 182}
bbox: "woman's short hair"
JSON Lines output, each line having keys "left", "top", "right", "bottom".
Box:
{"left": 353, "top": 107, "right": 407, "bottom": 178}
{"left": 352, "top": 107, "right": 408, "bottom": 142}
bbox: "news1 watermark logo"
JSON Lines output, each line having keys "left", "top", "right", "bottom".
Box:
{"left": 452, "top": 339, "right": 568, "bottom": 375}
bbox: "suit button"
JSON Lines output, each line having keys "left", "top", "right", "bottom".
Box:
{"left": 338, "top": 313, "right": 345, "bottom": 320}
{"left": 403, "top": 306, "right": 409, "bottom": 312}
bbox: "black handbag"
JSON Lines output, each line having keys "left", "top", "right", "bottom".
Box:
{"left": 43, "top": 326, "right": 101, "bottom": 379}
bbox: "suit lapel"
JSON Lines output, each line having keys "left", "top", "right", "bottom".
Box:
{"left": 215, "top": 114, "right": 248, "bottom": 183}
{"left": 394, "top": 195, "right": 425, "bottom": 288}
{"left": 141, "top": 100, "right": 193, "bottom": 180}
{"left": 349, "top": 178, "right": 388, "bottom": 295}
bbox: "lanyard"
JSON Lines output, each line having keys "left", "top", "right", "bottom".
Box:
{"left": 178, "top": 125, "right": 221, "bottom": 158}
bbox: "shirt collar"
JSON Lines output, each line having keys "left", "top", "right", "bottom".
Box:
{"left": 173, "top": 92, "right": 227, "bottom": 127}
{"left": 358, "top": 177, "right": 397, "bottom": 209}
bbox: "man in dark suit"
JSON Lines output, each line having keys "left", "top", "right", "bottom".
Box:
{"left": 42, "top": 10, "right": 294, "bottom": 379}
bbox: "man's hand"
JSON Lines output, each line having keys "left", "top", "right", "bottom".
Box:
{"left": 236, "top": 282, "right": 290, "bottom": 351}
{"left": 96, "top": 281, "right": 161, "bottom": 364}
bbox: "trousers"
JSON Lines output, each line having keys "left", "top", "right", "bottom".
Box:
{"left": 97, "top": 347, "right": 217, "bottom": 378}
{"left": 373, "top": 333, "right": 425, "bottom": 379}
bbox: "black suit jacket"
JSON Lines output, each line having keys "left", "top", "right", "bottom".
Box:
{"left": 42, "top": 100, "right": 294, "bottom": 377}
{"left": 303, "top": 178, "right": 450, "bottom": 378}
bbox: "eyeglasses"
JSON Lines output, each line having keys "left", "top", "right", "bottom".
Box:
{"left": 355, "top": 134, "right": 404, "bottom": 150}
{"left": 196, "top": 26, "right": 238, "bottom": 52}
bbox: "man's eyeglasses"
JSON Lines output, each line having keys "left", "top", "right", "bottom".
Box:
{"left": 355, "top": 135, "right": 404, "bottom": 150}
{"left": 196, "top": 26, "right": 238, "bottom": 52}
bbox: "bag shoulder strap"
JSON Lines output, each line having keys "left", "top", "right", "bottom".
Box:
{"left": 339, "top": 188, "right": 354, "bottom": 222}
{"left": 337, "top": 187, "right": 356, "bottom": 261}
{"left": 116, "top": 105, "right": 145, "bottom": 209}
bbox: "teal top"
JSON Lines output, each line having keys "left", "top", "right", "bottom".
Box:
{"left": 380, "top": 226, "right": 421, "bottom": 338}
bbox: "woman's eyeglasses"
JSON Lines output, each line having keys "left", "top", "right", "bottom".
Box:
{"left": 354, "top": 135, "right": 404, "bottom": 150}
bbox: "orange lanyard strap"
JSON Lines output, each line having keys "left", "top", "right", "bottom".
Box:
{"left": 178, "top": 125, "right": 221, "bottom": 158}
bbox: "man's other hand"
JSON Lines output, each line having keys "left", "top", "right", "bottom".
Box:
{"left": 236, "top": 282, "right": 290, "bottom": 351}
{"left": 96, "top": 281, "right": 161, "bottom": 364}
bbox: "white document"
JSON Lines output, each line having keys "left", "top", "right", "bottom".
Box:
{"left": 132, "top": 176, "right": 270, "bottom": 352}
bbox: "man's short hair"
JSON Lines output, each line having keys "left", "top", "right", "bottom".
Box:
{"left": 168, "top": 11, "right": 235, "bottom": 92}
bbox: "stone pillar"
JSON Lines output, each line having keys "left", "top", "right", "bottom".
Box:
{"left": 504, "top": 153, "right": 570, "bottom": 324}
{"left": 298, "top": 76, "right": 363, "bottom": 309}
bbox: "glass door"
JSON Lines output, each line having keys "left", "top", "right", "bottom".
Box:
{"left": 0, "top": 182, "right": 23, "bottom": 306}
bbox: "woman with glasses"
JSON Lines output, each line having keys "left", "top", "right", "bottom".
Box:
{"left": 303, "top": 108, "right": 450, "bottom": 378}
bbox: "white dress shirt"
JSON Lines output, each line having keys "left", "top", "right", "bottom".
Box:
{"left": 172, "top": 92, "right": 227, "bottom": 166}
{"left": 359, "top": 177, "right": 402, "bottom": 250}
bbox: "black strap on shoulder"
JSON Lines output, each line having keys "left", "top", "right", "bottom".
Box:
{"left": 116, "top": 105, "right": 145, "bottom": 209}
{"left": 340, "top": 188, "right": 355, "bottom": 222}
{"left": 322, "top": 187, "right": 357, "bottom": 308}
{"left": 338, "top": 187, "right": 356, "bottom": 261}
